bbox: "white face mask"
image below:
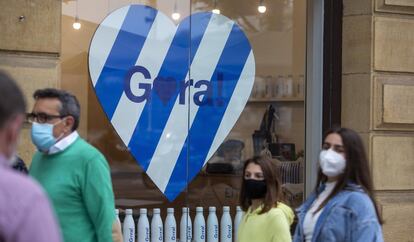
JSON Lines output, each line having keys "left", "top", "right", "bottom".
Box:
{"left": 319, "top": 149, "right": 346, "bottom": 177}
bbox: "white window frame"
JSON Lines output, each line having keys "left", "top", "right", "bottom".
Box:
{"left": 305, "top": 0, "right": 324, "bottom": 197}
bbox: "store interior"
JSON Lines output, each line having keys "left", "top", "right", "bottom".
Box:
{"left": 60, "top": 0, "right": 307, "bottom": 216}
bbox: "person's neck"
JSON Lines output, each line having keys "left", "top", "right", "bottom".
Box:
{"left": 57, "top": 131, "right": 73, "bottom": 142}
{"left": 0, "top": 140, "right": 11, "bottom": 161}
{"left": 327, "top": 176, "right": 339, "bottom": 183}
{"left": 250, "top": 199, "right": 263, "bottom": 211}
{"left": 0, "top": 138, "right": 6, "bottom": 155}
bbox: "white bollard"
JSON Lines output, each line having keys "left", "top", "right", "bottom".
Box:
{"left": 180, "top": 207, "right": 192, "bottom": 242}
{"left": 206, "top": 207, "right": 219, "bottom": 242}
{"left": 123, "top": 209, "right": 136, "bottom": 242}
{"left": 151, "top": 208, "right": 163, "bottom": 242}
{"left": 193, "top": 207, "right": 206, "bottom": 242}
{"left": 220, "top": 206, "right": 232, "bottom": 242}
{"left": 234, "top": 206, "right": 243, "bottom": 242}
{"left": 164, "top": 208, "right": 177, "bottom": 242}
{"left": 137, "top": 208, "right": 150, "bottom": 242}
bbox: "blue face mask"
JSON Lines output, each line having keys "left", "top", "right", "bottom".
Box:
{"left": 31, "top": 122, "right": 57, "bottom": 152}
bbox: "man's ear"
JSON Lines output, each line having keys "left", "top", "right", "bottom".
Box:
{"left": 4, "top": 114, "right": 23, "bottom": 157}
{"left": 8, "top": 114, "right": 23, "bottom": 140}
{"left": 64, "top": 116, "right": 76, "bottom": 132}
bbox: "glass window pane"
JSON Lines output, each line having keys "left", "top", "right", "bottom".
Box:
{"left": 187, "top": 0, "right": 306, "bottom": 212}
{"left": 62, "top": 0, "right": 194, "bottom": 210}
{"left": 61, "top": 0, "right": 306, "bottom": 240}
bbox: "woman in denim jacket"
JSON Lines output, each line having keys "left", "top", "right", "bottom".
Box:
{"left": 293, "top": 127, "right": 383, "bottom": 242}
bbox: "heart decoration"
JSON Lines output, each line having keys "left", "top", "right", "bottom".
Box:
{"left": 89, "top": 4, "right": 255, "bottom": 201}
{"left": 153, "top": 76, "right": 177, "bottom": 105}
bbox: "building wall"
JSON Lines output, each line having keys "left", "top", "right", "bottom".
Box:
{"left": 0, "top": 0, "right": 61, "bottom": 164}
{"left": 342, "top": 0, "right": 414, "bottom": 241}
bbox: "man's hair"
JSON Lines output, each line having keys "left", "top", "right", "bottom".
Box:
{"left": 33, "top": 88, "right": 80, "bottom": 131}
{"left": 0, "top": 71, "right": 26, "bottom": 128}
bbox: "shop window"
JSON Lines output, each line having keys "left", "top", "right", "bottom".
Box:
{"left": 61, "top": 0, "right": 306, "bottom": 233}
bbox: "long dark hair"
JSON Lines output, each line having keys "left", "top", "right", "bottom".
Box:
{"left": 239, "top": 156, "right": 282, "bottom": 214}
{"left": 315, "top": 127, "right": 383, "bottom": 224}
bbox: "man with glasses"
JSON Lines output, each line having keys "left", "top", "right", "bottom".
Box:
{"left": 0, "top": 71, "right": 61, "bottom": 242}
{"left": 28, "top": 88, "right": 119, "bottom": 242}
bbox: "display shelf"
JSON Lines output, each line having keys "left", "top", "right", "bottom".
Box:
{"left": 248, "top": 97, "right": 304, "bottom": 103}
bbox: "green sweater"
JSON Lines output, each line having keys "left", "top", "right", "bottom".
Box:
{"left": 30, "top": 137, "right": 115, "bottom": 242}
{"left": 238, "top": 202, "right": 294, "bottom": 242}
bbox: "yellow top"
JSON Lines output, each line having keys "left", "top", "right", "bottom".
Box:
{"left": 237, "top": 202, "right": 294, "bottom": 242}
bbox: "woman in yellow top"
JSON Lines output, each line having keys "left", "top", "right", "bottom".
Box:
{"left": 238, "top": 156, "right": 294, "bottom": 242}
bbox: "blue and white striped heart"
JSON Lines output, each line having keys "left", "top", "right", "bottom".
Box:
{"left": 88, "top": 4, "right": 255, "bottom": 201}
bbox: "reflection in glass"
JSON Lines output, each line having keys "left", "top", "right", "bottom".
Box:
{"left": 60, "top": 0, "right": 306, "bottom": 219}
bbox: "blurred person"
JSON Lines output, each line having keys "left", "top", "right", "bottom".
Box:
{"left": 293, "top": 127, "right": 383, "bottom": 242}
{"left": 0, "top": 71, "right": 61, "bottom": 242}
{"left": 28, "top": 88, "right": 120, "bottom": 242}
{"left": 238, "top": 156, "right": 294, "bottom": 242}
{"left": 11, "top": 156, "right": 28, "bottom": 174}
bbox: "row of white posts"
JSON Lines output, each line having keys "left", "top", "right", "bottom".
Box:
{"left": 118, "top": 206, "right": 243, "bottom": 242}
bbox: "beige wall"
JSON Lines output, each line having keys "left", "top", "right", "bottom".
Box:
{"left": 0, "top": 0, "right": 61, "bottom": 165}
{"left": 342, "top": 0, "right": 414, "bottom": 241}
{"left": 0, "top": 1, "right": 88, "bottom": 164}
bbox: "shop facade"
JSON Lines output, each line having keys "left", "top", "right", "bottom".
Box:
{"left": 0, "top": 0, "right": 413, "bottom": 241}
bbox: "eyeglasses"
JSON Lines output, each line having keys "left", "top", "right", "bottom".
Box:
{"left": 26, "top": 112, "right": 65, "bottom": 124}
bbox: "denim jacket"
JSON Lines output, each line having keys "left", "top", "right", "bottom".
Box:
{"left": 293, "top": 183, "right": 383, "bottom": 242}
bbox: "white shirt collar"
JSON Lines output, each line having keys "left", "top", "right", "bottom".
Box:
{"left": 48, "top": 131, "right": 79, "bottom": 155}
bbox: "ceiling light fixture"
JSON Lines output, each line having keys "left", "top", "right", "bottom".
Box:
{"left": 172, "top": 0, "right": 180, "bottom": 21}
{"left": 73, "top": 16, "right": 81, "bottom": 30}
{"left": 73, "top": 0, "right": 81, "bottom": 30}
{"left": 258, "top": 0, "right": 267, "bottom": 13}
{"left": 212, "top": 0, "right": 220, "bottom": 14}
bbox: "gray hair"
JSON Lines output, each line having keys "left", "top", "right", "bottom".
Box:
{"left": 33, "top": 88, "right": 80, "bottom": 131}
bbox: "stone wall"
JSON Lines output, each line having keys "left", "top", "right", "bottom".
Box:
{"left": 342, "top": 0, "right": 414, "bottom": 241}
{"left": 0, "top": 0, "right": 61, "bottom": 164}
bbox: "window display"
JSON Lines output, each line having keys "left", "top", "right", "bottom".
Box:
{"left": 61, "top": 0, "right": 306, "bottom": 237}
